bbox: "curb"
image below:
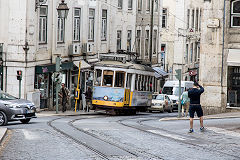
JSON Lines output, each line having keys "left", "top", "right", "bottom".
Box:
{"left": 160, "top": 116, "right": 240, "bottom": 121}
{"left": 0, "top": 128, "right": 7, "bottom": 144}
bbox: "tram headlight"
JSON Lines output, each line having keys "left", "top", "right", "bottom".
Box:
{"left": 103, "top": 96, "right": 108, "bottom": 101}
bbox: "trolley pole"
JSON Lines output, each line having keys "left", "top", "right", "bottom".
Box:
{"left": 175, "top": 69, "right": 182, "bottom": 118}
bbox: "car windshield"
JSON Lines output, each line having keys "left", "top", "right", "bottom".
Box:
{"left": 155, "top": 95, "right": 164, "bottom": 100}
{"left": 162, "top": 87, "right": 173, "bottom": 95}
{"left": 173, "top": 87, "right": 184, "bottom": 96}
{"left": 0, "top": 92, "right": 17, "bottom": 100}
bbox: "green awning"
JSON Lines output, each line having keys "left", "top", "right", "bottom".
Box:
{"left": 35, "top": 61, "right": 73, "bottom": 74}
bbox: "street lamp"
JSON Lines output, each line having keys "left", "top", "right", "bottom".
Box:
{"left": 57, "top": 0, "right": 69, "bottom": 19}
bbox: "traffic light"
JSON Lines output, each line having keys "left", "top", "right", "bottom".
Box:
{"left": 54, "top": 72, "right": 62, "bottom": 84}
{"left": 17, "top": 70, "right": 22, "bottom": 80}
{"left": 175, "top": 69, "right": 181, "bottom": 81}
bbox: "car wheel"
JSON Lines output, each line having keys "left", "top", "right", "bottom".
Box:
{"left": 20, "top": 118, "right": 31, "bottom": 124}
{"left": 0, "top": 111, "right": 8, "bottom": 126}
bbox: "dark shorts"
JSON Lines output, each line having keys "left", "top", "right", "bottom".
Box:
{"left": 189, "top": 104, "right": 203, "bottom": 118}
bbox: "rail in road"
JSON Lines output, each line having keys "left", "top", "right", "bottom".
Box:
{"left": 117, "top": 116, "right": 240, "bottom": 159}
{"left": 47, "top": 115, "right": 164, "bottom": 160}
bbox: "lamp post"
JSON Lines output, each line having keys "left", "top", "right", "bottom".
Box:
{"left": 55, "top": 0, "right": 69, "bottom": 114}
{"left": 57, "top": 0, "right": 69, "bottom": 19}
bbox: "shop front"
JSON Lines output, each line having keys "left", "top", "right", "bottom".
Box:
{"left": 35, "top": 61, "right": 73, "bottom": 109}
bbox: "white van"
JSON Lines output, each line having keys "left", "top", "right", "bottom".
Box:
{"left": 162, "top": 81, "right": 193, "bottom": 109}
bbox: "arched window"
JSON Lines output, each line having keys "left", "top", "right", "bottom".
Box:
{"left": 231, "top": 0, "right": 240, "bottom": 27}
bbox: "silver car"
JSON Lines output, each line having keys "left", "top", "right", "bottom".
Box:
{"left": 0, "top": 92, "right": 36, "bottom": 126}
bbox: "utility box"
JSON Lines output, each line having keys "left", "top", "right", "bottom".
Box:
{"left": 27, "top": 90, "right": 41, "bottom": 110}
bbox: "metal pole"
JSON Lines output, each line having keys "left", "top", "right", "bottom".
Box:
{"left": 221, "top": 0, "right": 226, "bottom": 90}
{"left": 178, "top": 79, "right": 181, "bottom": 118}
{"left": 56, "top": 76, "right": 59, "bottom": 114}
{"left": 149, "top": 0, "right": 154, "bottom": 65}
{"left": 19, "top": 80, "right": 21, "bottom": 99}
{"left": 75, "top": 61, "right": 81, "bottom": 112}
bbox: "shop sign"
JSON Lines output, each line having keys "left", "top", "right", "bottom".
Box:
{"left": 189, "top": 70, "right": 197, "bottom": 76}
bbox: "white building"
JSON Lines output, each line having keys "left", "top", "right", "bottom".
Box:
{"left": 0, "top": 0, "right": 137, "bottom": 109}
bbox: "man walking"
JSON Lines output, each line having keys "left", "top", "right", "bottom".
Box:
{"left": 59, "top": 83, "right": 69, "bottom": 112}
{"left": 188, "top": 81, "right": 204, "bottom": 133}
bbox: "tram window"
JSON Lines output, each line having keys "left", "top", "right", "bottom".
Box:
{"left": 103, "top": 70, "right": 114, "bottom": 87}
{"left": 115, "top": 71, "right": 125, "bottom": 88}
{"left": 138, "top": 75, "right": 141, "bottom": 91}
{"left": 95, "top": 69, "right": 102, "bottom": 86}
{"left": 127, "top": 73, "right": 132, "bottom": 89}
{"left": 150, "top": 77, "right": 153, "bottom": 92}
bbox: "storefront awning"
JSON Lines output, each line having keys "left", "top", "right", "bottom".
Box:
{"left": 152, "top": 67, "right": 168, "bottom": 79}
{"left": 227, "top": 49, "right": 240, "bottom": 66}
{"left": 35, "top": 61, "right": 73, "bottom": 74}
{"left": 73, "top": 60, "right": 91, "bottom": 69}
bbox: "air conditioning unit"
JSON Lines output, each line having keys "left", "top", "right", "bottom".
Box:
{"left": 38, "top": 0, "right": 47, "bottom": 5}
{"left": 81, "top": 43, "right": 87, "bottom": 54}
{"left": 69, "top": 44, "right": 80, "bottom": 55}
{"left": 87, "top": 43, "right": 94, "bottom": 53}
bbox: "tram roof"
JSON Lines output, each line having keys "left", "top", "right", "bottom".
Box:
{"left": 94, "top": 60, "right": 154, "bottom": 72}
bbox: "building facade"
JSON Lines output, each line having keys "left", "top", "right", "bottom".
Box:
{"left": 0, "top": 0, "right": 138, "bottom": 109}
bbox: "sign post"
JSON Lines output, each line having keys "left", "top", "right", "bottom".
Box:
{"left": 75, "top": 61, "right": 81, "bottom": 112}
{"left": 175, "top": 69, "right": 182, "bottom": 118}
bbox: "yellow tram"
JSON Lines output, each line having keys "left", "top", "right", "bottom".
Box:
{"left": 92, "top": 59, "right": 157, "bottom": 115}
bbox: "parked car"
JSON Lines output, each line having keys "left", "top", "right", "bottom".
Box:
{"left": 149, "top": 94, "right": 173, "bottom": 113}
{"left": 0, "top": 91, "right": 37, "bottom": 126}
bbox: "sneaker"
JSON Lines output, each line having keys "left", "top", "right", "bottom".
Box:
{"left": 188, "top": 128, "right": 194, "bottom": 133}
{"left": 200, "top": 127, "right": 205, "bottom": 132}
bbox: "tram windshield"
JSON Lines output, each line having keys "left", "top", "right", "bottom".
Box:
{"left": 103, "top": 70, "right": 114, "bottom": 87}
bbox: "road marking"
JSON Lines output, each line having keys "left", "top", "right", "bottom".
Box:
{"left": 207, "top": 127, "right": 240, "bottom": 138}
{"left": 148, "top": 130, "right": 188, "bottom": 141}
{"left": 22, "top": 129, "right": 39, "bottom": 140}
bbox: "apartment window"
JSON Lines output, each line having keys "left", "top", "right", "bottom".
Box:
{"left": 73, "top": 8, "right": 81, "bottom": 42}
{"left": 231, "top": 0, "right": 240, "bottom": 27}
{"left": 138, "top": 0, "right": 142, "bottom": 11}
{"left": 101, "top": 10, "right": 107, "bottom": 41}
{"left": 145, "top": 30, "right": 149, "bottom": 57}
{"left": 154, "top": 0, "right": 158, "bottom": 12}
{"left": 127, "top": 30, "right": 132, "bottom": 52}
{"left": 136, "top": 30, "right": 141, "bottom": 56}
{"left": 118, "top": 0, "right": 123, "bottom": 9}
{"left": 190, "top": 43, "right": 193, "bottom": 63}
{"left": 128, "top": 0, "right": 133, "bottom": 10}
{"left": 199, "top": 9, "right": 202, "bottom": 31}
{"left": 196, "top": 9, "right": 199, "bottom": 31}
{"left": 187, "top": 9, "right": 190, "bottom": 29}
{"left": 194, "top": 42, "right": 198, "bottom": 62}
{"left": 88, "top": 9, "right": 95, "bottom": 41}
{"left": 117, "top": 30, "right": 122, "bottom": 51}
{"left": 153, "top": 30, "right": 157, "bottom": 55}
{"left": 191, "top": 9, "right": 195, "bottom": 29}
{"left": 146, "top": 0, "right": 150, "bottom": 12}
{"left": 185, "top": 44, "right": 189, "bottom": 63}
{"left": 39, "top": 6, "right": 48, "bottom": 43}
{"left": 57, "top": 17, "right": 65, "bottom": 43}
{"left": 162, "top": 9, "right": 167, "bottom": 28}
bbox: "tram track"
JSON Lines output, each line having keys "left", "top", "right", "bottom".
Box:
{"left": 69, "top": 117, "right": 164, "bottom": 160}
{"left": 47, "top": 116, "right": 110, "bottom": 160}
{"left": 117, "top": 116, "right": 240, "bottom": 159}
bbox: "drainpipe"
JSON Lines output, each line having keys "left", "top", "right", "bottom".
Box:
{"left": 221, "top": 0, "right": 226, "bottom": 92}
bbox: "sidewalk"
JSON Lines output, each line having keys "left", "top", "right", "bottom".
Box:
{"left": 160, "top": 111, "right": 240, "bottom": 121}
